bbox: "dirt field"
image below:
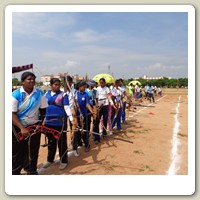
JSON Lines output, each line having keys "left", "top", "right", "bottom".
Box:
{"left": 36, "top": 89, "right": 188, "bottom": 175}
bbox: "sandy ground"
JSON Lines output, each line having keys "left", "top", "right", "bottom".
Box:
{"left": 35, "top": 90, "right": 188, "bottom": 175}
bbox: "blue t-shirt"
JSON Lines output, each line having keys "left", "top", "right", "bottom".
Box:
{"left": 45, "top": 90, "right": 69, "bottom": 127}
{"left": 77, "top": 91, "right": 90, "bottom": 117}
{"left": 85, "top": 88, "right": 97, "bottom": 105}
{"left": 148, "top": 86, "right": 154, "bottom": 94}
{"left": 145, "top": 85, "right": 150, "bottom": 93}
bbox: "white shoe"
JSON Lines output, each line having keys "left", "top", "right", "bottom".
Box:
{"left": 109, "top": 131, "right": 113, "bottom": 135}
{"left": 59, "top": 163, "right": 67, "bottom": 170}
{"left": 73, "top": 149, "right": 80, "bottom": 157}
{"left": 43, "top": 161, "right": 53, "bottom": 168}
{"left": 113, "top": 126, "right": 117, "bottom": 130}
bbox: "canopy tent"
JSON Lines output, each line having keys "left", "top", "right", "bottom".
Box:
{"left": 92, "top": 73, "right": 115, "bottom": 85}
{"left": 128, "top": 80, "right": 142, "bottom": 86}
{"left": 12, "top": 64, "right": 33, "bottom": 74}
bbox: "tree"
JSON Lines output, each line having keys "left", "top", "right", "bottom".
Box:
{"left": 12, "top": 78, "right": 21, "bottom": 86}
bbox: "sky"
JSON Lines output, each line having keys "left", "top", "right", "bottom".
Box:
{"left": 12, "top": 11, "right": 188, "bottom": 80}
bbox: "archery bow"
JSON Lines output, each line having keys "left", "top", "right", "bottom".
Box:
{"left": 17, "top": 125, "right": 61, "bottom": 141}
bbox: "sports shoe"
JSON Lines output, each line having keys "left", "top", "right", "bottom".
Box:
{"left": 94, "top": 140, "right": 100, "bottom": 144}
{"left": 73, "top": 149, "right": 80, "bottom": 157}
{"left": 43, "top": 161, "right": 53, "bottom": 168}
{"left": 118, "top": 129, "right": 123, "bottom": 132}
{"left": 109, "top": 131, "right": 113, "bottom": 135}
{"left": 112, "top": 126, "right": 117, "bottom": 130}
{"left": 84, "top": 144, "right": 91, "bottom": 152}
{"left": 59, "top": 163, "right": 67, "bottom": 170}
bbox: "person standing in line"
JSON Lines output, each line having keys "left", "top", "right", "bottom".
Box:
{"left": 145, "top": 84, "right": 150, "bottom": 100}
{"left": 93, "top": 78, "right": 110, "bottom": 144}
{"left": 85, "top": 80, "right": 99, "bottom": 140}
{"left": 148, "top": 84, "right": 155, "bottom": 103}
{"left": 73, "top": 81, "right": 94, "bottom": 152}
{"left": 134, "top": 82, "right": 140, "bottom": 99}
{"left": 154, "top": 85, "right": 157, "bottom": 96}
{"left": 63, "top": 75, "right": 80, "bottom": 157}
{"left": 85, "top": 79, "right": 97, "bottom": 107}
{"left": 12, "top": 72, "right": 48, "bottom": 175}
{"left": 128, "top": 83, "right": 134, "bottom": 97}
{"left": 158, "top": 86, "right": 162, "bottom": 96}
{"left": 111, "top": 79, "right": 123, "bottom": 131}
{"left": 43, "top": 78, "right": 73, "bottom": 170}
{"left": 118, "top": 78, "right": 127, "bottom": 124}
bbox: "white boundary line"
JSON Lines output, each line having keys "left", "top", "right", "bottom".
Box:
{"left": 167, "top": 96, "right": 181, "bottom": 175}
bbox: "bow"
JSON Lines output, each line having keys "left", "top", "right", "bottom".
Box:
{"left": 62, "top": 74, "right": 83, "bottom": 138}
{"left": 111, "top": 96, "right": 120, "bottom": 128}
{"left": 17, "top": 125, "right": 60, "bottom": 141}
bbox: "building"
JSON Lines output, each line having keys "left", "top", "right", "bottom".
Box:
{"left": 40, "top": 73, "right": 86, "bottom": 85}
{"left": 142, "top": 75, "right": 164, "bottom": 80}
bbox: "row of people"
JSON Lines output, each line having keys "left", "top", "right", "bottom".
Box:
{"left": 12, "top": 72, "right": 128, "bottom": 175}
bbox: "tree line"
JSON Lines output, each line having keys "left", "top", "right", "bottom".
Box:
{"left": 124, "top": 77, "right": 188, "bottom": 88}
{"left": 12, "top": 77, "right": 188, "bottom": 88}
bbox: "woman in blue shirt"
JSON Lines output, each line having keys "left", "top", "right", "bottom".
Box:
{"left": 43, "top": 78, "right": 73, "bottom": 170}
{"left": 72, "top": 81, "right": 93, "bottom": 152}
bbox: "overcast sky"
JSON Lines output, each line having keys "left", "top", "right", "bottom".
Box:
{"left": 12, "top": 11, "right": 188, "bottom": 80}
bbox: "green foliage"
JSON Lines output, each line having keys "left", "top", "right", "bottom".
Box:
{"left": 12, "top": 78, "right": 21, "bottom": 86}
{"left": 123, "top": 77, "right": 188, "bottom": 88}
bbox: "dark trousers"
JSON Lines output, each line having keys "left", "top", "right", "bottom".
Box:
{"left": 121, "top": 102, "right": 126, "bottom": 122}
{"left": 72, "top": 115, "right": 91, "bottom": 150}
{"left": 112, "top": 108, "right": 122, "bottom": 130}
{"left": 93, "top": 105, "right": 108, "bottom": 141}
{"left": 45, "top": 124, "right": 68, "bottom": 164}
{"left": 149, "top": 93, "right": 155, "bottom": 102}
{"left": 12, "top": 125, "right": 41, "bottom": 175}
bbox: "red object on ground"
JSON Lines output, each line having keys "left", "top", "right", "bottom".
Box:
{"left": 148, "top": 112, "right": 155, "bottom": 115}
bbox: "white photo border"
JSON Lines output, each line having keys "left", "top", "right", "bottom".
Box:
{"left": 5, "top": 5, "right": 195, "bottom": 195}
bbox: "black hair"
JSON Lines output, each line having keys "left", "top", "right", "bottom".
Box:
{"left": 66, "top": 75, "right": 73, "bottom": 83}
{"left": 115, "top": 79, "right": 120, "bottom": 84}
{"left": 50, "top": 78, "right": 61, "bottom": 85}
{"left": 74, "top": 83, "right": 79, "bottom": 90}
{"left": 99, "top": 78, "right": 106, "bottom": 83}
{"left": 119, "top": 78, "right": 123, "bottom": 83}
{"left": 21, "top": 72, "right": 36, "bottom": 82}
{"left": 78, "top": 81, "right": 87, "bottom": 88}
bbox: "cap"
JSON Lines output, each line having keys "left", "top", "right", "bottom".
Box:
{"left": 87, "top": 79, "right": 96, "bottom": 87}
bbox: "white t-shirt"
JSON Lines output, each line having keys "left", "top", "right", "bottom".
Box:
{"left": 96, "top": 86, "right": 110, "bottom": 106}
{"left": 64, "top": 88, "right": 77, "bottom": 109}
{"left": 111, "top": 87, "right": 123, "bottom": 108}
{"left": 135, "top": 85, "right": 139, "bottom": 93}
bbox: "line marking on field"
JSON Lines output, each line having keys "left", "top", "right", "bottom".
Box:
{"left": 167, "top": 95, "right": 181, "bottom": 175}
{"left": 128, "top": 95, "right": 167, "bottom": 117}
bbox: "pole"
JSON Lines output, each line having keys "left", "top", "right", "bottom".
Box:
{"left": 108, "top": 65, "right": 110, "bottom": 74}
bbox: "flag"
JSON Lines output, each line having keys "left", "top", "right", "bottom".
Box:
{"left": 12, "top": 64, "right": 33, "bottom": 74}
